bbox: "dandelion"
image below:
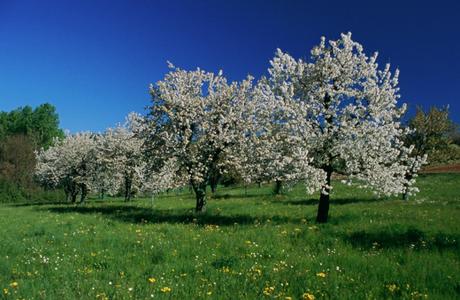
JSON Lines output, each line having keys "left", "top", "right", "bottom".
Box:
{"left": 303, "top": 292, "right": 315, "bottom": 300}
{"left": 263, "top": 286, "right": 275, "bottom": 296}
{"left": 387, "top": 283, "right": 398, "bottom": 293}
{"left": 207, "top": 291, "right": 212, "bottom": 295}
{"left": 96, "top": 293, "right": 109, "bottom": 300}
{"left": 10, "top": 282, "right": 18, "bottom": 288}
{"left": 316, "top": 272, "right": 326, "bottom": 278}
{"left": 148, "top": 277, "right": 156, "bottom": 283}
{"left": 161, "top": 287, "right": 172, "bottom": 293}
{"left": 3, "top": 288, "right": 8, "bottom": 295}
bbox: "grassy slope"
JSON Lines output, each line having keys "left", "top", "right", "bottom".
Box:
{"left": 0, "top": 174, "right": 459, "bottom": 299}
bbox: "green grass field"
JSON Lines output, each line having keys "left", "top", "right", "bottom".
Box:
{"left": 0, "top": 173, "right": 459, "bottom": 299}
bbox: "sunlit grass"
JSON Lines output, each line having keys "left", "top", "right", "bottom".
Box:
{"left": 0, "top": 173, "right": 459, "bottom": 299}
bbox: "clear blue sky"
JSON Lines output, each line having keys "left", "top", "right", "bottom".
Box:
{"left": 1, "top": 0, "right": 459, "bottom": 132}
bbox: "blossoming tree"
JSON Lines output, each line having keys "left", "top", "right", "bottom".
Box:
{"left": 98, "top": 115, "right": 145, "bottom": 201}
{"left": 237, "top": 81, "right": 319, "bottom": 193}
{"left": 140, "top": 64, "right": 253, "bottom": 212}
{"left": 263, "top": 33, "right": 426, "bottom": 223}
{"left": 35, "top": 132, "right": 98, "bottom": 203}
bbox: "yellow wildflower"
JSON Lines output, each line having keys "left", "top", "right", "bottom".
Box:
{"left": 316, "top": 272, "right": 326, "bottom": 278}
{"left": 96, "top": 293, "right": 109, "bottom": 300}
{"left": 263, "top": 286, "right": 275, "bottom": 296}
{"left": 9, "top": 282, "right": 18, "bottom": 288}
{"left": 148, "top": 277, "right": 156, "bottom": 283}
{"left": 160, "top": 287, "right": 172, "bottom": 293}
{"left": 3, "top": 288, "right": 8, "bottom": 295}
{"left": 387, "top": 283, "right": 398, "bottom": 293}
{"left": 303, "top": 292, "right": 315, "bottom": 300}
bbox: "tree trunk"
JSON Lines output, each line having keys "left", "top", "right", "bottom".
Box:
{"left": 209, "top": 173, "right": 220, "bottom": 194}
{"left": 316, "top": 169, "right": 332, "bottom": 223}
{"left": 124, "top": 176, "right": 132, "bottom": 202}
{"left": 402, "top": 192, "right": 409, "bottom": 201}
{"left": 210, "top": 181, "right": 218, "bottom": 194}
{"left": 71, "top": 193, "right": 77, "bottom": 203}
{"left": 273, "top": 180, "right": 283, "bottom": 195}
{"left": 192, "top": 184, "right": 207, "bottom": 213}
{"left": 67, "top": 182, "right": 78, "bottom": 203}
{"left": 402, "top": 173, "right": 412, "bottom": 201}
{"left": 80, "top": 184, "right": 88, "bottom": 204}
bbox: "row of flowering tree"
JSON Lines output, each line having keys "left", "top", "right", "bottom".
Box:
{"left": 36, "top": 33, "right": 426, "bottom": 223}
{"left": 35, "top": 116, "right": 180, "bottom": 203}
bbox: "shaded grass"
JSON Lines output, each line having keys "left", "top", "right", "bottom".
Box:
{"left": 0, "top": 173, "right": 459, "bottom": 299}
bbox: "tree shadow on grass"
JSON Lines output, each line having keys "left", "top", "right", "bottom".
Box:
{"left": 38, "top": 205, "right": 299, "bottom": 226}
{"left": 279, "top": 197, "right": 384, "bottom": 206}
{"left": 8, "top": 201, "right": 68, "bottom": 207}
{"left": 210, "top": 193, "right": 269, "bottom": 200}
{"left": 343, "top": 227, "right": 459, "bottom": 251}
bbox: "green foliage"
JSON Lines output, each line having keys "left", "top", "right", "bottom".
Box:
{"left": 0, "top": 134, "right": 36, "bottom": 188}
{"left": 0, "top": 103, "right": 64, "bottom": 149}
{"left": 0, "top": 179, "right": 24, "bottom": 203}
{"left": 407, "top": 106, "right": 457, "bottom": 165}
{"left": 0, "top": 179, "right": 65, "bottom": 203}
{"left": 0, "top": 103, "right": 64, "bottom": 202}
{"left": 0, "top": 174, "right": 458, "bottom": 299}
{"left": 427, "top": 144, "right": 460, "bottom": 165}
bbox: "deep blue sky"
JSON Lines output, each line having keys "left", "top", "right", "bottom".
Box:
{"left": 1, "top": 0, "right": 459, "bottom": 132}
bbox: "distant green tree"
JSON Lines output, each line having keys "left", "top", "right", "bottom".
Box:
{"left": 0, "top": 103, "right": 64, "bottom": 202}
{"left": 0, "top": 134, "right": 36, "bottom": 188}
{"left": 406, "top": 106, "right": 457, "bottom": 164}
{"left": 0, "top": 103, "right": 64, "bottom": 149}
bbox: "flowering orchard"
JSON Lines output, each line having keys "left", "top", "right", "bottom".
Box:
{"left": 35, "top": 33, "right": 426, "bottom": 223}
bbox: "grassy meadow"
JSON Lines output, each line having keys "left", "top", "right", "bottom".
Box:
{"left": 0, "top": 173, "right": 459, "bottom": 299}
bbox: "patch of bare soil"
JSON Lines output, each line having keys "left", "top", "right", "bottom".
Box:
{"left": 421, "top": 163, "right": 460, "bottom": 173}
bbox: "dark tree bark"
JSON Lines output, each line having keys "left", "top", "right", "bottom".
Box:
{"left": 402, "top": 192, "right": 409, "bottom": 201}
{"left": 210, "top": 180, "right": 218, "bottom": 194}
{"left": 71, "top": 186, "right": 78, "bottom": 203}
{"left": 402, "top": 173, "right": 413, "bottom": 201}
{"left": 273, "top": 180, "right": 283, "bottom": 195}
{"left": 316, "top": 168, "right": 333, "bottom": 223}
{"left": 124, "top": 176, "right": 132, "bottom": 202}
{"left": 65, "top": 181, "right": 78, "bottom": 203}
{"left": 192, "top": 183, "right": 207, "bottom": 213}
{"left": 208, "top": 169, "right": 221, "bottom": 194}
{"left": 79, "top": 184, "right": 88, "bottom": 204}
{"left": 71, "top": 192, "right": 78, "bottom": 203}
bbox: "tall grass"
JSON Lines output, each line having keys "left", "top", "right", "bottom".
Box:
{"left": 0, "top": 173, "right": 459, "bottom": 299}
